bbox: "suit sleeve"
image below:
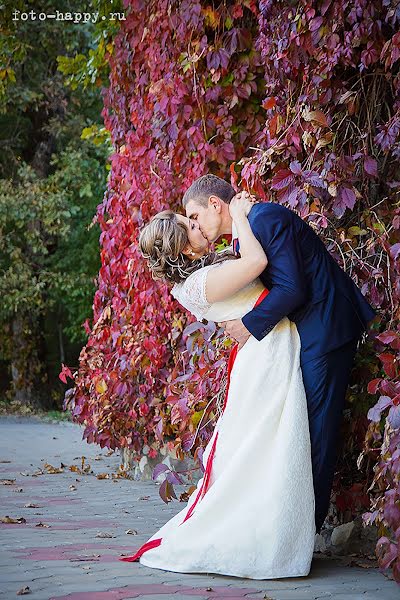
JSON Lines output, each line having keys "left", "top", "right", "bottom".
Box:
{"left": 242, "top": 204, "right": 307, "bottom": 341}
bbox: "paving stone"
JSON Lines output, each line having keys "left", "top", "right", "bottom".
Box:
{"left": 1, "top": 416, "right": 399, "bottom": 600}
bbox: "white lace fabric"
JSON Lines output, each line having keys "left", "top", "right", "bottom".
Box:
{"left": 171, "top": 261, "right": 266, "bottom": 322}
{"left": 171, "top": 263, "right": 218, "bottom": 321}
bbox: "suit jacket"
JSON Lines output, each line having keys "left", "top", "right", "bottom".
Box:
{"left": 240, "top": 203, "right": 376, "bottom": 362}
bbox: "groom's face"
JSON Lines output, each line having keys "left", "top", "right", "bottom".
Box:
{"left": 185, "top": 197, "right": 223, "bottom": 243}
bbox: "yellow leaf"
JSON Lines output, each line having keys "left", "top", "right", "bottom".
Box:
{"left": 96, "top": 379, "right": 108, "bottom": 394}
{"left": 191, "top": 411, "right": 203, "bottom": 427}
{"left": 348, "top": 226, "right": 368, "bottom": 236}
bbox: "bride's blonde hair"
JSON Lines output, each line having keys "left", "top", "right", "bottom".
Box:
{"left": 139, "top": 210, "right": 235, "bottom": 284}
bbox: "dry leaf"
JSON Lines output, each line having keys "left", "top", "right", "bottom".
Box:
{"left": 19, "top": 471, "right": 30, "bottom": 477}
{"left": 24, "top": 503, "right": 42, "bottom": 508}
{"left": 69, "top": 485, "right": 77, "bottom": 491}
{"left": 16, "top": 585, "right": 31, "bottom": 595}
{"left": 31, "top": 469, "right": 44, "bottom": 477}
{"left": 0, "top": 478, "right": 16, "bottom": 485}
{"left": 13, "top": 488, "right": 24, "bottom": 493}
{"left": 125, "top": 529, "right": 138, "bottom": 535}
{"left": 1, "top": 515, "right": 26, "bottom": 524}
{"left": 302, "top": 107, "right": 329, "bottom": 127}
{"left": 35, "top": 522, "right": 50, "bottom": 528}
{"left": 43, "top": 462, "right": 64, "bottom": 474}
{"left": 96, "top": 473, "right": 109, "bottom": 479}
{"left": 95, "top": 532, "right": 115, "bottom": 538}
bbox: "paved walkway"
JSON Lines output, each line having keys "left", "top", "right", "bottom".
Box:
{"left": 0, "top": 416, "right": 398, "bottom": 600}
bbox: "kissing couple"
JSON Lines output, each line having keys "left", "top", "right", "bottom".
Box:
{"left": 120, "top": 173, "right": 376, "bottom": 579}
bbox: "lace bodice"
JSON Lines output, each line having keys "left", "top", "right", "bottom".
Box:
{"left": 171, "top": 262, "right": 266, "bottom": 322}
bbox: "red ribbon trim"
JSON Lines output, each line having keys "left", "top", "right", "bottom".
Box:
{"left": 119, "top": 537, "right": 162, "bottom": 562}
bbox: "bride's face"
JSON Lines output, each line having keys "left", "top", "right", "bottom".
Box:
{"left": 176, "top": 214, "right": 209, "bottom": 258}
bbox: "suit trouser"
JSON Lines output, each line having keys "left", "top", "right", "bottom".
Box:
{"left": 300, "top": 337, "right": 359, "bottom": 533}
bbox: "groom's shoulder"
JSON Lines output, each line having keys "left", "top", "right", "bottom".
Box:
{"left": 248, "top": 201, "right": 293, "bottom": 227}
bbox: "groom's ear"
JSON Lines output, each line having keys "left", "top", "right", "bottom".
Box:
{"left": 208, "top": 195, "right": 223, "bottom": 212}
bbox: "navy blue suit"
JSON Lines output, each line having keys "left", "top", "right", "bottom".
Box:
{"left": 240, "top": 202, "right": 376, "bottom": 531}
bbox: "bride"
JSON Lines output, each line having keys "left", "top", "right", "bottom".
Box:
{"left": 119, "top": 192, "right": 315, "bottom": 579}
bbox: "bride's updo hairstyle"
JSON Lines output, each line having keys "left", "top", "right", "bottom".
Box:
{"left": 139, "top": 210, "right": 235, "bottom": 284}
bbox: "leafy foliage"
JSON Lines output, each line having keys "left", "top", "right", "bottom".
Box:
{"left": 0, "top": 0, "right": 109, "bottom": 405}
{"left": 63, "top": 0, "right": 400, "bottom": 580}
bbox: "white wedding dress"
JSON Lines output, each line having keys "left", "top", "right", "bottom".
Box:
{"left": 120, "top": 262, "right": 316, "bottom": 579}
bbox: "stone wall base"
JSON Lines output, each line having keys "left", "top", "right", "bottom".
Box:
{"left": 315, "top": 517, "right": 378, "bottom": 556}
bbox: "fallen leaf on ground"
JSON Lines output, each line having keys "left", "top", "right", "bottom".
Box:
{"left": 125, "top": 529, "right": 138, "bottom": 535}
{"left": 0, "top": 478, "right": 16, "bottom": 485}
{"left": 19, "top": 472, "right": 30, "bottom": 477}
{"left": 96, "top": 473, "right": 110, "bottom": 479}
{"left": 43, "top": 462, "right": 64, "bottom": 474}
{"left": 35, "top": 522, "right": 50, "bottom": 528}
{"left": 69, "top": 485, "right": 77, "bottom": 491}
{"left": 16, "top": 585, "right": 31, "bottom": 595}
{"left": 1, "top": 515, "right": 26, "bottom": 524}
{"left": 13, "top": 488, "right": 23, "bottom": 492}
{"left": 95, "top": 531, "right": 115, "bottom": 538}
{"left": 23, "top": 503, "right": 42, "bottom": 508}
{"left": 31, "top": 469, "right": 44, "bottom": 477}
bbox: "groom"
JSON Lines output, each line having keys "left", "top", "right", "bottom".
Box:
{"left": 182, "top": 173, "right": 376, "bottom": 533}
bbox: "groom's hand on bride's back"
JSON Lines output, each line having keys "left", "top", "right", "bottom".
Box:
{"left": 218, "top": 319, "right": 251, "bottom": 350}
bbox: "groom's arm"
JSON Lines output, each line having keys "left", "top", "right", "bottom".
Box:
{"left": 241, "top": 203, "right": 307, "bottom": 340}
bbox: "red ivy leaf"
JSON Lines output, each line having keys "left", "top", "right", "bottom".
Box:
{"left": 367, "top": 378, "right": 382, "bottom": 395}
{"left": 379, "top": 353, "right": 397, "bottom": 379}
{"left": 271, "top": 169, "right": 294, "bottom": 191}
{"left": 59, "top": 363, "right": 73, "bottom": 384}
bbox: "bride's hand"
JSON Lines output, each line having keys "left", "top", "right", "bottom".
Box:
{"left": 229, "top": 191, "right": 257, "bottom": 219}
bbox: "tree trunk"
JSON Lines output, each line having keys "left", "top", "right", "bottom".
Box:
{"left": 10, "top": 313, "right": 51, "bottom": 410}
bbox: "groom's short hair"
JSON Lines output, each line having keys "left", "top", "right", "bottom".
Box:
{"left": 182, "top": 174, "right": 235, "bottom": 208}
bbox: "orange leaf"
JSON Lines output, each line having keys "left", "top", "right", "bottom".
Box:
{"left": 263, "top": 96, "right": 276, "bottom": 110}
